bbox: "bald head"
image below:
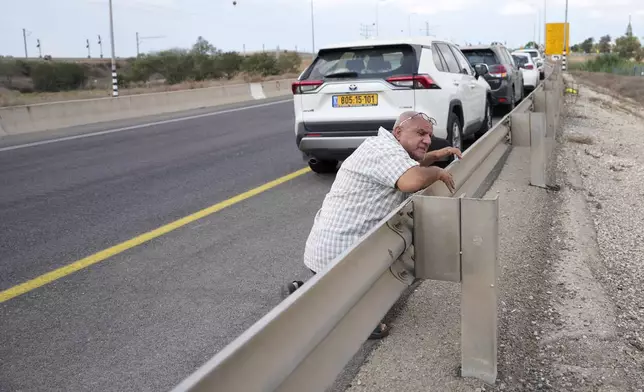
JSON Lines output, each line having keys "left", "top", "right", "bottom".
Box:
{"left": 394, "top": 111, "right": 422, "bottom": 129}
{"left": 392, "top": 111, "right": 434, "bottom": 161}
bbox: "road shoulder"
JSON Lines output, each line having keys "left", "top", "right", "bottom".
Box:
{"left": 341, "top": 75, "right": 644, "bottom": 391}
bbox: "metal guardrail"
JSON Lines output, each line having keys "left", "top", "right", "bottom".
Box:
{"left": 170, "top": 64, "right": 564, "bottom": 392}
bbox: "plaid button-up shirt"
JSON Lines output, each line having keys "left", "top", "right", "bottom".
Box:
{"left": 303, "top": 127, "right": 419, "bottom": 273}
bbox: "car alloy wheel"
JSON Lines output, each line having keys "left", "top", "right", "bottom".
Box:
{"left": 451, "top": 121, "right": 462, "bottom": 151}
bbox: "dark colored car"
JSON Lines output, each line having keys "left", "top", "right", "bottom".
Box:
{"left": 460, "top": 44, "right": 524, "bottom": 112}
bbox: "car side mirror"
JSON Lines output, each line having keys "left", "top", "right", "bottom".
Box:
{"left": 474, "top": 63, "right": 489, "bottom": 77}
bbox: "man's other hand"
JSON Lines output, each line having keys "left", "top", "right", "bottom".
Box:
{"left": 438, "top": 169, "right": 455, "bottom": 193}
{"left": 440, "top": 147, "right": 462, "bottom": 160}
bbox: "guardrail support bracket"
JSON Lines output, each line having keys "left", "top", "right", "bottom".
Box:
{"left": 413, "top": 194, "right": 499, "bottom": 384}
{"left": 412, "top": 195, "right": 461, "bottom": 282}
{"left": 460, "top": 196, "right": 499, "bottom": 385}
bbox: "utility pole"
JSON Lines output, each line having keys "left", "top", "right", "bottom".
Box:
{"left": 22, "top": 28, "right": 29, "bottom": 58}
{"left": 36, "top": 39, "right": 42, "bottom": 58}
{"left": 563, "top": 0, "right": 568, "bottom": 71}
{"left": 86, "top": 39, "right": 91, "bottom": 58}
{"left": 310, "top": 0, "right": 316, "bottom": 54}
{"left": 108, "top": 0, "right": 118, "bottom": 97}
{"left": 537, "top": 11, "right": 541, "bottom": 47}
{"left": 136, "top": 32, "right": 164, "bottom": 57}
{"left": 98, "top": 35, "right": 104, "bottom": 58}
{"left": 544, "top": 0, "right": 547, "bottom": 49}
{"left": 360, "top": 24, "right": 375, "bottom": 39}
{"left": 408, "top": 13, "right": 417, "bottom": 37}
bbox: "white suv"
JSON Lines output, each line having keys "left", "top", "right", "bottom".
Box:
{"left": 292, "top": 38, "right": 492, "bottom": 173}
{"left": 514, "top": 48, "right": 545, "bottom": 79}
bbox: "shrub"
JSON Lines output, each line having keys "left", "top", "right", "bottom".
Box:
{"left": 31, "top": 62, "right": 87, "bottom": 92}
{"left": 242, "top": 53, "right": 279, "bottom": 76}
{"left": 218, "top": 52, "right": 244, "bottom": 79}
{"left": 276, "top": 51, "right": 302, "bottom": 74}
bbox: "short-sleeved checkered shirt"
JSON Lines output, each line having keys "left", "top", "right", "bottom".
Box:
{"left": 303, "top": 127, "right": 419, "bottom": 273}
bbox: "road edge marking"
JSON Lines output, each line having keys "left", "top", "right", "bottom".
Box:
{"left": 0, "top": 99, "right": 293, "bottom": 153}
{"left": 0, "top": 167, "right": 311, "bottom": 304}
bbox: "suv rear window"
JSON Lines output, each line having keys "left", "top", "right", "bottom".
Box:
{"left": 461, "top": 49, "right": 499, "bottom": 67}
{"left": 302, "top": 45, "right": 417, "bottom": 80}
{"left": 513, "top": 55, "right": 529, "bottom": 67}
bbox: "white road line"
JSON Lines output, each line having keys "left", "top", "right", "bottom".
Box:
{"left": 0, "top": 99, "right": 293, "bottom": 153}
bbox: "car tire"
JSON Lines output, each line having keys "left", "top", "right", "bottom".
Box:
{"left": 308, "top": 159, "right": 338, "bottom": 174}
{"left": 447, "top": 112, "right": 464, "bottom": 153}
{"left": 475, "top": 98, "right": 493, "bottom": 139}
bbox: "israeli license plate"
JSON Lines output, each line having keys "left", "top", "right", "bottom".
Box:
{"left": 332, "top": 94, "right": 378, "bottom": 107}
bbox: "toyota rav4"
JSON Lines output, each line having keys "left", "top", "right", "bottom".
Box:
{"left": 291, "top": 38, "right": 493, "bottom": 173}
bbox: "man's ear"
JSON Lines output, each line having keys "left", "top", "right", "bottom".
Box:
{"left": 392, "top": 126, "right": 402, "bottom": 139}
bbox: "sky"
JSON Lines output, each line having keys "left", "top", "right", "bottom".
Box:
{"left": 1, "top": 0, "right": 643, "bottom": 59}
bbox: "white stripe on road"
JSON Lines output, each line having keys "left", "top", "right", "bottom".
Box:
{"left": 0, "top": 99, "right": 293, "bottom": 153}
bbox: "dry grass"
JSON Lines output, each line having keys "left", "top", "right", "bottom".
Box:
{"left": 572, "top": 71, "right": 644, "bottom": 107}
{"left": 567, "top": 54, "right": 599, "bottom": 64}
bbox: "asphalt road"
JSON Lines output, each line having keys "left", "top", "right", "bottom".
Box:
{"left": 0, "top": 98, "right": 507, "bottom": 392}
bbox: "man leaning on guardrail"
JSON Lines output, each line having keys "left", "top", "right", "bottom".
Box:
{"left": 282, "top": 111, "right": 461, "bottom": 340}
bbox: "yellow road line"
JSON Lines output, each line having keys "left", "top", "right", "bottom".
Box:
{"left": 0, "top": 167, "right": 311, "bottom": 304}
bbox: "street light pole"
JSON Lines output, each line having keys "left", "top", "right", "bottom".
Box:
{"left": 108, "top": 0, "right": 118, "bottom": 97}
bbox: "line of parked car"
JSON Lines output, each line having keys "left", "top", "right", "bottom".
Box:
{"left": 291, "top": 37, "right": 546, "bottom": 173}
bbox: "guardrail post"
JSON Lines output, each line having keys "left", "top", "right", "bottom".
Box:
{"left": 529, "top": 112, "right": 548, "bottom": 188}
{"left": 413, "top": 195, "right": 499, "bottom": 385}
{"left": 412, "top": 195, "right": 461, "bottom": 282}
{"left": 460, "top": 196, "right": 499, "bottom": 385}
{"left": 510, "top": 111, "right": 531, "bottom": 147}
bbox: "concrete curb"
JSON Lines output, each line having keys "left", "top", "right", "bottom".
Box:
{"left": 0, "top": 79, "right": 295, "bottom": 137}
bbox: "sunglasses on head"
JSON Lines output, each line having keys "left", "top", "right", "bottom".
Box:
{"left": 397, "top": 112, "right": 437, "bottom": 128}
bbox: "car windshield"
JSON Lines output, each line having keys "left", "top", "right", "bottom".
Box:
{"left": 302, "top": 45, "right": 417, "bottom": 80}
{"left": 461, "top": 49, "right": 499, "bottom": 66}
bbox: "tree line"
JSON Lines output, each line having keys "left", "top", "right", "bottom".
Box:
{"left": 570, "top": 22, "right": 642, "bottom": 61}
{"left": 0, "top": 37, "right": 303, "bottom": 93}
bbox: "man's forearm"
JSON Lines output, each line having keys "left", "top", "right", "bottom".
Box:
{"left": 419, "top": 151, "right": 439, "bottom": 167}
{"left": 417, "top": 166, "right": 443, "bottom": 189}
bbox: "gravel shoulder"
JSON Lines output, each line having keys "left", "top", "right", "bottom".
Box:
{"left": 341, "top": 77, "right": 644, "bottom": 391}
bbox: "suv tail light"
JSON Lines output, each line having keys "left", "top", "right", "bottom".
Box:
{"left": 489, "top": 65, "right": 508, "bottom": 78}
{"left": 525, "top": 64, "right": 534, "bottom": 70}
{"left": 292, "top": 80, "right": 323, "bottom": 94}
{"left": 386, "top": 74, "right": 440, "bottom": 89}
